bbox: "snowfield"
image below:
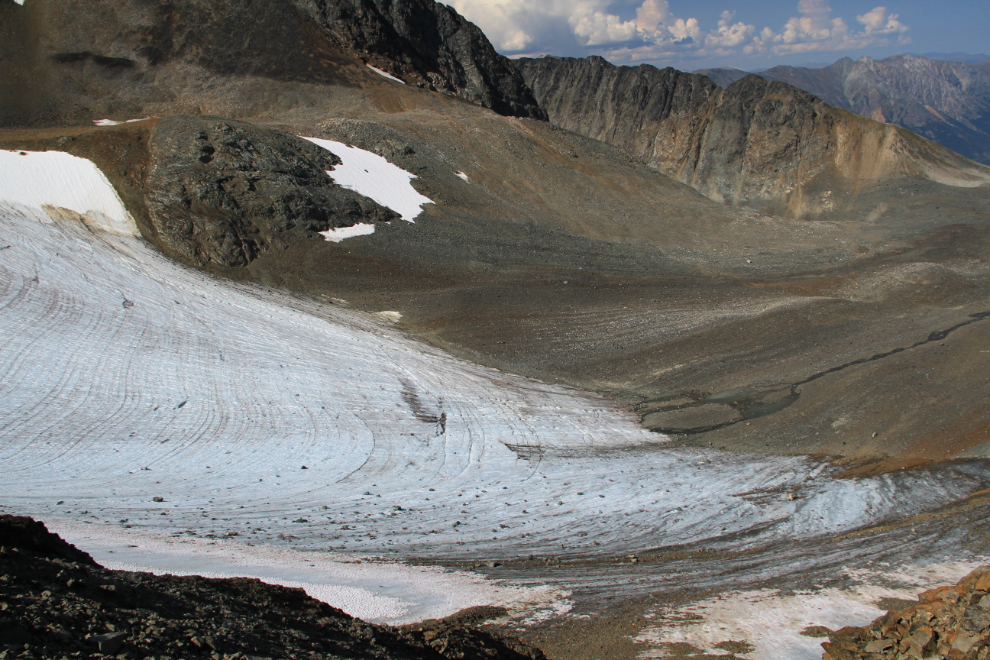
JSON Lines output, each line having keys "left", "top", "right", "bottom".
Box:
{"left": 302, "top": 137, "right": 431, "bottom": 222}
{"left": 1, "top": 154, "right": 988, "bottom": 648}
{"left": 0, "top": 149, "right": 136, "bottom": 236}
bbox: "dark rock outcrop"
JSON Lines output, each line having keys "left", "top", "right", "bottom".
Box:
{"left": 822, "top": 566, "right": 990, "bottom": 659}
{"left": 0, "top": 515, "right": 545, "bottom": 659}
{"left": 517, "top": 55, "right": 990, "bottom": 217}
{"left": 146, "top": 116, "right": 397, "bottom": 268}
{"left": 295, "top": 0, "right": 546, "bottom": 119}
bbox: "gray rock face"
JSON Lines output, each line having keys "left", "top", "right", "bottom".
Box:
{"left": 295, "top": 0, "right": 546, "bottom": 119}
{"left": 701, "top": 55, "right": 990, "bottom": 166}
{"left": 517, "top": 55, "right": 989, "bottom": 217}
{"left": 146, "top": 116, "right": 397, "bottom": 268}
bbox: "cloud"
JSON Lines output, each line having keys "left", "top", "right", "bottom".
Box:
{"left": 857, "top": 6, "right": 909, "bottom": 36}
{"left": 449, "top": 0, "right": 911, "bottom": 66}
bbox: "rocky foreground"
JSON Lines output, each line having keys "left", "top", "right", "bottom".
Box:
{"left": 0, "top": 516, "right": 544, "bottom": 660}
{"left": 823, "top": 566, "right": 990, "bottom": 660}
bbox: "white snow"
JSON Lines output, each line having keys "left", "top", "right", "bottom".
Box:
{"left": 43, "top": 520, "right": 567, "bottom": 624}
{"left": 456, "top": 171, "right": 470, "bottom": 182}
{"left": 302, "top": 136, "right": 431, "bottom": 222}
{"left": 93, "top": 118, "right": 149, "bottom": 127}
{"left": 635, "top": 559, "right": 990, "bottom": 660}
{"left": 319, "top": 222, "right": 376, "bottom": 242}
{"left": 366, "top": 65, "right": 406, "bottom": 84}
{"left": 0, "top": 149, "right": 137, "bottom": 235}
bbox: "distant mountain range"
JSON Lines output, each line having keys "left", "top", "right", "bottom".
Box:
{"left": 695, "top": 54, "right": 990, "bottom": 165}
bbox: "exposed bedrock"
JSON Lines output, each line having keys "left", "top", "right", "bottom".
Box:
{"left": 0, "top": 0, "right": 543, "bottom": 125}
{"left": 516, "top": 56, "right": 990, "bottom": 217}
{"left": 145, "top": 115, "right": 397, "bottom": 268}
{"left": 293, "top": 0, "right": 546, "bottom": 119}
{"left": 703, "top": 55, "right": 990, "bottom": 167}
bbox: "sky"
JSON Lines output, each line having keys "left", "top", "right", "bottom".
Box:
{"left": 448, "top": 0, "right": 989, "bottom": 71}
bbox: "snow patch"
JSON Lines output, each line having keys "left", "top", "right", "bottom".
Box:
{"left": 635, "top": 559, "right": 990, "bottom": 660}
{"left": 0, "top": 150, "right": 137, "bottom": 235}
{"left": 93, "top": 118, "right": 150, "bottom": 127}
{"left": 45, "top": 520, "right": 568, "bottom": 625}
{"left": 456, "top": 171, "right": 470, "bottom": 182}
{"left": 319, "top": 223, "right": 376, "bottom": 242}
{"left": 301, "top": 136, "right": 431, "bottom": 222}
{"left": 367, "top": 65, "right": 406, "bottom": 84}
{"left": 375, "top": 311, "right": 402, "bottom": 323}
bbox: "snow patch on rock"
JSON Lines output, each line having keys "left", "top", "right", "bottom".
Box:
{"left": 301, "top": 136, "right": 431, "bottom": 222}
{"left": 366, "top": 65, "right": 406, "bottom": 84}
{"left": 319, "top": 223, "right": 376, "bottom": 242}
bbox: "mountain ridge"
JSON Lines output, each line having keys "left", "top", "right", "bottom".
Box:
{"left": 516, "top": 54, "right": 990, "bottom": 218}
{"left": 695, "top": 54, "right": 990, "bottom": 165}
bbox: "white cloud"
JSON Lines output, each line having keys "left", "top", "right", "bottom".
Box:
{"left": 572, "top": 10, "right": 639, "bottom": 46}
{"left": 857, "top": 6, "right": 909, "bottom": 36}
{"left": 449, "top": 0, "right": 911, "bottom": 66}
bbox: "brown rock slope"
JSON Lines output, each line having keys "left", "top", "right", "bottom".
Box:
{"left": 823, "top": 566, "right": 990, "bottom": 659}
{"left": 0, "top": 0, "right": 542, "bottom": 127}
{"left": 708, "top": 55, "right": 990, "bottom": 167}
{"left": 516, "top": 55, "right": 990, "bottom": 218}
{"left": 0, "top": 515, "right": 544, "bottom": 659}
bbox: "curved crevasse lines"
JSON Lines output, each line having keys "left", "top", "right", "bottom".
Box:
{"left": 0, "top": 209, "right": 986, "bottom": 563}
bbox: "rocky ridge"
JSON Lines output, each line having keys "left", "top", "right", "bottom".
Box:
{"left": 823, "top": 566, "right": 990, "bottom": 660}
{"left": 0, "top": 0, "right": 542, "bottom": 126}
{"left": 516, "top": 55, "right": 990, "bottom": 218}
{"left": 0, "top": 515, "right": 544, "bottom": 660}
{"left": 292, "top": 0, "right": 545, "bottom": 119}
{"left": 700, "top": 55, "right": 990, "bottom": 166}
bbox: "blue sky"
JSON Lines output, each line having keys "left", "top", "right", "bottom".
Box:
{"left": 449, "top": 0, "right": 987, "bottom": 70}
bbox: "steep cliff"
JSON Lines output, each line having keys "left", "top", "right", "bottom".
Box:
{"left": 294, "top": 0, "right": 545, "bottom": 118}
{"left": 700, "top": 55, "right": 990, "bottom": 166}
{"left": 517, "top": 55, "right": 990, "bottom": 217}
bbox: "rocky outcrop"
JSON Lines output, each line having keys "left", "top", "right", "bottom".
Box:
{"left": 700, "top": 55, "right": 990, "bottom": 166}
{"left": 822, "top": 566, "right": 990, "bottom": 659}
{"left": 0, "top": 515, "right": 544, "bottom": 659}
{"left": 294, "top": 0, "right": 545, "bottom": 118}
{"left": 517, "top": 55, "right": 990, "bottom": 217}
{"left": 146, "top": 116, "right": 397, "bottom": 268}
{"left": 0, "top": 0, "right": 543, "bottom": 125}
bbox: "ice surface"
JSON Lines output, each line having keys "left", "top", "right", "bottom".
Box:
{"left": 1, "top": 208, "right": 981, "bottom": 558}
{"left": 367, "top": 65, "right": 406, "bottom": 84}
{"left": 319, "top": 223, "right": 376, "bottom": 242}
{"left": 0, "top": 203, "right": 985, "bottom": 627}
{"left": 0, "top": 149, "right": 136, "bottom": 235}
{"left": 301, "top": 136, "right": 431, "bottom": 222}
